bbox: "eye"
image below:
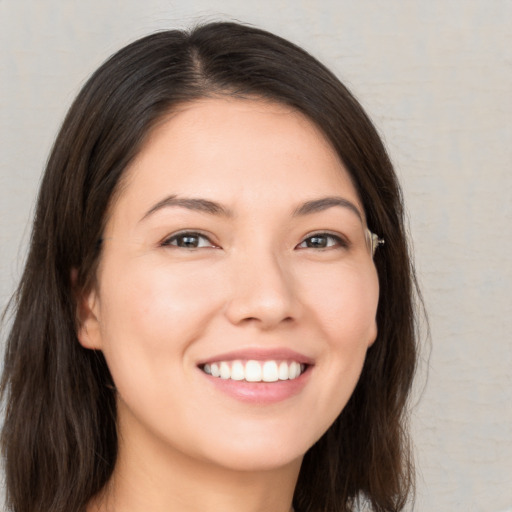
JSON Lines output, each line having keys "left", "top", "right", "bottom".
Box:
{"left": 161, "top": 231, "right": 217, "bottom": 249}
{"left": 296, "top": 232, "right": 348, "bottom": 250}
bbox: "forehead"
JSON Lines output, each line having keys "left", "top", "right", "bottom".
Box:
{"left": 115, "top": 97, "right": 362, "bottom": 217}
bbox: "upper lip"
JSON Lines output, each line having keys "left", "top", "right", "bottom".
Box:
{"left": 197, "top": 348, "right": 315, "bottom": 366}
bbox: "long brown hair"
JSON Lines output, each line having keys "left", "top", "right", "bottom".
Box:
{"left": 1, "top": 22, "right": 418, "bottom": 512}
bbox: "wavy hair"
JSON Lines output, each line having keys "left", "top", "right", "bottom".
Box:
{"left": 1, "top": 22, "right": 418, "bottom": 512}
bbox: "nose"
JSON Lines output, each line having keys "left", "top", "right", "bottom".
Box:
{"left": 224, "top": 250, "right": 300, "bottom": 329}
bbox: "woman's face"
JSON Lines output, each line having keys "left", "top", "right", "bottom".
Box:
{"left": 79, "top": 98, "right": 379, "bottom": 472}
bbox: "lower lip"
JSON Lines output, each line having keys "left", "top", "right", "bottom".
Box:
{"left": 200, "top": 367, "right": 312, "bottom": 404}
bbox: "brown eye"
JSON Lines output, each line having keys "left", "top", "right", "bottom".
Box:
{"left": 162, "top": 232, "right": 215, "bottom": 249}
{"left": 297, "top": 233, "right": 347, "bottom": 249}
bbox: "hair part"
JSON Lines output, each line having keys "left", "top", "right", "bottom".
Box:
{"left": 1, "top": 21, "right": 418, "bottom": 512}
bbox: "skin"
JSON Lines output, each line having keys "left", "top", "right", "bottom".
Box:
{"left": 78, "top": 97, "right": 380, "bottom": 512}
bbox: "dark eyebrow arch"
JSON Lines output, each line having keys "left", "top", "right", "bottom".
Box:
{"left": 140, "top": 195, "right": 233, "bottom": 222}
{"left": 293, "top": 196, "right": 364, "bottom": 222}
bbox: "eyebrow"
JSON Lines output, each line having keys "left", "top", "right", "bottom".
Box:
{"left": 140, "top": 195, "right": 233, "bottom": 222}
{"left": 140, "top": 194, "right": 363, "bottom": 223}
{"left": 293, "top": 196, "right": 363, "bottom": 222}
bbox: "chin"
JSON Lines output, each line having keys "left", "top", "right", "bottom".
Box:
{"left": 205, "top": 445, "right": 305, "bottom": 473}
{"left": 189, "top": 424, "right": 317, "bottom": 473}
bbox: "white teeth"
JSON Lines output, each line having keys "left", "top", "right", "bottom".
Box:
{"left": 219, "top": 362, "right": 230, "bottom": 379}
{"left": 201, "top": 359, "right": 306, "bottom": 382}
{"left": 289, "top": 361, "right": 300, "bottom": 379}
{"left": 231, "top": 360, "right": 245, "bottom": 380}
{"left": 262, "top": 361, "right": 278, "bottom": 382}
{"left": 278, "top": 361, "right": 289, "bottom": 380}
{"left": 210, "top": 363, "right": 220, "bottom": 377}
{"left": 245, "top": 360, "right": 262, "bottom": 382}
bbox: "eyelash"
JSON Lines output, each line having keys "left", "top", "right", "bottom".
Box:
{"left": 161, "top": 231, "right": 217, "bottom": 249}
{"left": 296, "top": 232, "right": 349, "bottom": 250}
{"left": 161, "top": 231, "right": 349, "bottom": 250}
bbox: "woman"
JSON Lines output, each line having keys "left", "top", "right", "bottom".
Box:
{"left": 1, "top": 22, "right": 418, "bottom": 512}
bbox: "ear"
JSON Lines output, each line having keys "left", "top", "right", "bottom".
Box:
{"left": 72, "top": 269, "right": 103, "bottom": 350}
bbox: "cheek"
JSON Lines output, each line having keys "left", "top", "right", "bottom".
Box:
{"left": 301, "top": 262, "right": 379, "bottom": 344}
{"left": 95, "top": 257, "right": 231, "bottom": 394}
{"left": 95, "top": 258, "right": 226, "bottom": 417}
{"left": 298, "top": 264, "right": 378, "bottom": 418}
{"left": 100, "top": 259, "right": 222, "bottom": 338}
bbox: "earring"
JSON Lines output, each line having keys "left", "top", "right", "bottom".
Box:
{"left": 367, "top": 229, "right": 385, "bottom": 256}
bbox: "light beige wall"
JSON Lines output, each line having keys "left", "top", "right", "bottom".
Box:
{"left": 1, "top": 1, "right": 510, "bottom": 510}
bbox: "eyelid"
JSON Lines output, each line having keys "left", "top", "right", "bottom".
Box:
{"left": 296, "top": 231, "right": 349, "bottom": 249}
{"left": 160, "top": 230, "right": 218, "bottom": 249}
{"left": 160, "top": 229, "right": 351, "bottom": 250}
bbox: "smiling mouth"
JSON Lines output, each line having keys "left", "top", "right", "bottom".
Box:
{"left": 200, "top": 360, "right": 308, "bottom": 382}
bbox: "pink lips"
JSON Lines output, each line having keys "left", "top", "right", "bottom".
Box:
{"left": 197, "top": 348, "right": 314, "bottom": 404}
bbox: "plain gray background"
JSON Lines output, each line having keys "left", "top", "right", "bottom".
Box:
{"left": 1, "top": 1, "right": 511, "bottom": 511}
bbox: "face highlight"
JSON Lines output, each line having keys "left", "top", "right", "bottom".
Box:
{"left": 78, "top": 98, "right": 379, "bottom": 473}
